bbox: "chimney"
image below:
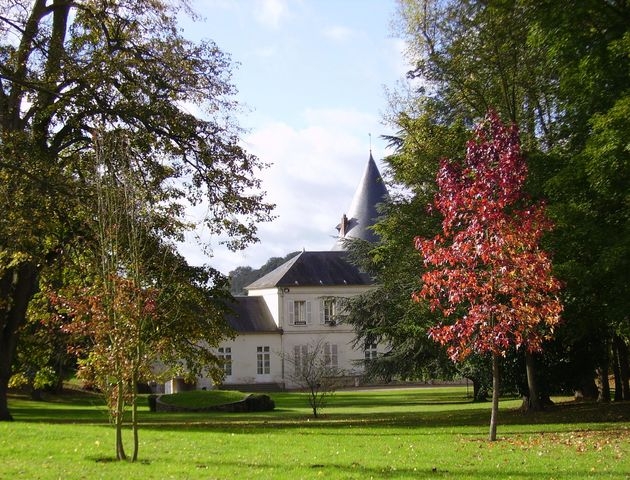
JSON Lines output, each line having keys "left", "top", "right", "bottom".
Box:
{"left": 339, "top": 214, "right": 349, "bottom": 237}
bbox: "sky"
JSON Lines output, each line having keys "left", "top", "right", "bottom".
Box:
{"left": 177, "top": 0, "right": 410, "bottom": 274}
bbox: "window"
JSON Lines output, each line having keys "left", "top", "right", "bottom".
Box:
{"left": 324, "top": 343, "right": 338, "bottom": 368}
{"left": 365, "top": 343, "right": 378, "bottom": 361}
{"left": 321, "top": 299, "right": 336, "bottom": 325}
{"left": 218, "top": 347, "right": 232, "bottom": 376}
{"left": 257, "top": 346, "right": 270, "bottom": 375}
{"left": 289, "top": 300, "right": 311, "bottom": 326}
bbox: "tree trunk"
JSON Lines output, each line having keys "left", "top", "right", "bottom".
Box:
{"left": 489, "top": 352, "right": 500, "bottom": 442}
{"left": 596, "top": 338, "right": 611, "bottom": 402}
{"left": 470, "top": 377, "right": 487, "bottom": 402}
{"left": 308, "top": 383, "right": 319, "bottom": 418}
{"left": 613, "top": 335, "right": 630, "bottom": 400}
{"left": 522, "top": 350, "right": 542, "bottom": 412}
{"left": 115, "top": 380, "right": 126, "bottom": 461}
{"left": 472, "top": 379, "right": 481, "bottom": 402}
{"left": 0, "top": 378, "right": 13, "bottom": 422}
{"left": 0, "top": 261, "right": 40, "bottom": 421}
{"left": 597, "top": 365, "right": 611, "bottom": 403}
{"left": 612, "top": 341, "right": 623, "bottom": 402}
{"left": 132, "top": 367, "right": 139, "bottom": 462}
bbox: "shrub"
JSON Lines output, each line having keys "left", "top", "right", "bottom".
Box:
{"left": 244, "top": 394, "right": 275, "bottom": 412}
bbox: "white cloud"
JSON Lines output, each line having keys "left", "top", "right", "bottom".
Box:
{"left": 179, "top": 106, "right": 391, "bottom": 273}
{"left": 174, "top": 1, "right": 402, "bottom": 274}
{"left": 254, "top": 0, "right": 290, "bottom": 28}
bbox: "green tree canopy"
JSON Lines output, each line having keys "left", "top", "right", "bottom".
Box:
{"left": 0, "top": 0, "right": 274, "bottom": 421}
{"left": 360, "top": 0, "right": 629, "bottom": 402}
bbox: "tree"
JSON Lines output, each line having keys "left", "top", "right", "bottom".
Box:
{"left": 343, "top": 113, "right": 468, "bottom": 383}
{"left": 54, "top": 275, "right": 158, "bottom": 461}
{"left": 284, "top": 339, "right": 344, "bottom": 418}
{"left": 47, "top": 129, "right": 235, "bottom": 461}
{"left": 8, "top": 288, "right": 73, "bottom": 399}
{"left": 343, "top": 233, "right": 457, "bottom": 385}
{"left": 368, "top": 0, "right": 565, "bottom": 400}
{"left": 528, "top": 0, "right": 630, "bottom": 399}
{"left": 396, "top": 0, "right": 558, "bottom": 149}
{"left": 345, "top": 113, "right": 506, "bottom": 391}
{"left": 415, "top": 112, "right": 562, "bottom": 441}
{"left": 390, "top": 0, "right": 629, "bottom": 404}
{"left": 0, "top": 0, "right": 273, "bottom": 421}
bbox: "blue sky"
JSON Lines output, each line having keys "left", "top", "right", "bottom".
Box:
{"left": 177, "top": 0, "right": 409, "bottom": 274}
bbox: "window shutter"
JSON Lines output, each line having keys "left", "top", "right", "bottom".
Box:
{"left": 288, "top": 301, "right": 294, "bottom": 325}
{"left": 332, "top": 344, "right": 338, "bottom": 367}
{"left": 320, "top": 299, "right": 325, "bottom": 325}
{"left": 306, "top": 301, "right": 312, "bottom": 324}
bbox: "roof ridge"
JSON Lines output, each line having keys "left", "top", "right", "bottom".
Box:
{"left": 245, "top": 250, "right": 373, "bottom": 289}
{"left": 244, "top": 251, "right": 303, "bottom": 290}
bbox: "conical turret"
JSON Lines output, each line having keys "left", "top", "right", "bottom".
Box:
{"left": 333, "top": 153, "right": 389, "bottom": 249}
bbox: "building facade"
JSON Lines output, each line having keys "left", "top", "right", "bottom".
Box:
{"left": 165, "top": 154, "right": 389, "bottom": 393}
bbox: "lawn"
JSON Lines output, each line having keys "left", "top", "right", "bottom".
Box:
{"left": 1, "top": 386, "right": 629, "bottom": 479}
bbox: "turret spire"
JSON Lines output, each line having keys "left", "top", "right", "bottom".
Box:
{"left": 333, "top": 153, "right": 389, "bottom": 250}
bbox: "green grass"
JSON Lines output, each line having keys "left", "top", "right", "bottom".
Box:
{"left": 157, "top": 389, "right": 248, "bottom": 408}
{"left": 2, "top": 387, "right": 629, "bottom": 479}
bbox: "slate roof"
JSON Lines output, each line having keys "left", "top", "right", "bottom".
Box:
{"left": 225, "top": 296, "right": 279, "bottom": 333}
{"left": 333, "top": 153, "right": 389, "bottom": 249}
{"left": 245, "top": 250, "right": 374, "bottom": 290}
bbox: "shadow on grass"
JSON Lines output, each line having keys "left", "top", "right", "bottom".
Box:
{"left": 8, "top": 389, "right": 630, "bottom": 436}
{"left": 135, "top": 400, "right": 630, "bottom": 435}
{"left": 8, "top": 391, "right": 110, "bottom": 425}
{"left": 330, "top": 389, "right": 475, "bottom": 408}
{"left": 145, "top": 457, "right": 624, "bottom": 479}
{"left": 87, "top": 456, "right": 152, "bottom": 465}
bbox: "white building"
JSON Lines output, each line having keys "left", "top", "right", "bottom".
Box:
{"left": 167, "top": 154, "right": 389, "bottom": 392}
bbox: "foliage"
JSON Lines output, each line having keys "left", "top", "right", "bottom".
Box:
{"left": 45, "top": 130, "right": 235, "bottom": 461}
{"left": 8, "top": 289, "right": 74, "bottom": 396}
{"left": 52, "top": 276, "right": 157, "bottom": 398}
{"left": 415, "top": 111, "right": 563, "bottom": 439}
{"left": 396, "top": 0, "right": 558, "bottom": 149}
{"left": 387, "top": 0, "right": 629, "bottom": 403}
{"left": 417, "top": 113, "right": 562, "bottom": 359}
{"left": 343, "top": 277, "right": 455, "bottom": 383}
{"left": 343, "top": 113, "right": 469, "bottom": 384}
{"left": 528, "top": 0, "right": 630, "bottom": 397}
{"left": 0, "top": 0, "right": 273, "bottom": 421}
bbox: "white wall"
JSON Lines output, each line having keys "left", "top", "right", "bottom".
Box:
{"left": 198, "top": 284, "right": 378, "bottom": 390}
{"left": 218, "top": 332, "right": 283, "bottom": 386}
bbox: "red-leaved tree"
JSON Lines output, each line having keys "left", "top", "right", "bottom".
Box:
{"left": 51, "top": 274, "right": 159, "bottom": 462}
{"left": 414, "top": 111, "right": 562, "bottom": 441}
